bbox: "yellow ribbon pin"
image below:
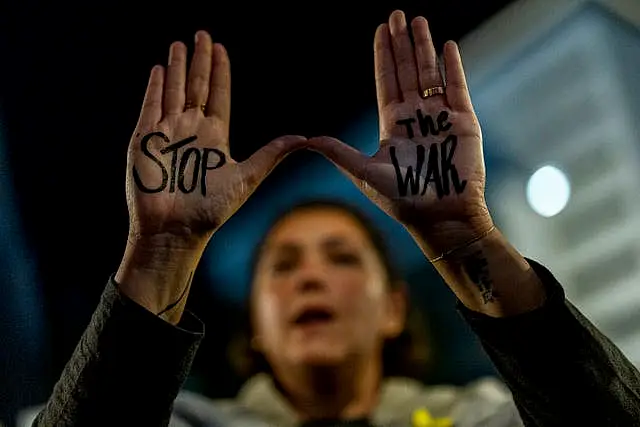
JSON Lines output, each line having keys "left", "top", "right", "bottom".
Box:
{"left": 411, "top": 408, "right": 453, "bottom": 427}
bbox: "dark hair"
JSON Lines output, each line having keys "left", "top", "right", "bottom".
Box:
{"left": 228, "top": 199, "right": 431, "bottom": 380}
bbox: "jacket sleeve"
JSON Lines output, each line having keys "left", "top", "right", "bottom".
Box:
{"left": 457, "top": 258, "right": 640, "bottom": 426}
{"left": 32, "top": 276, "right": 204, "bottom": 427}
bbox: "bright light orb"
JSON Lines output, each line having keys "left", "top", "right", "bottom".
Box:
{"left": 526, "top": 165, "right": 571, "bottom": 218}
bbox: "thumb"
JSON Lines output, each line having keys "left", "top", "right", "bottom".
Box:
{"left": 307, "top": 136, "right": 370, "bottom": 180}
{"left": 239, "top": 135, "right": 308, "bottom": 188}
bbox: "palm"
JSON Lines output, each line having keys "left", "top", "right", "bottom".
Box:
{"left": 126, "top": 32, "right": 304, "bottom": 242}
{"left": 310, "top": 11, "right": 488, "bottom": 232}
{"left": 365, "top": 102, "right": 485, "bottom": 227}
{"left": 128, "top": 113, "right": 239, "bottom": 237}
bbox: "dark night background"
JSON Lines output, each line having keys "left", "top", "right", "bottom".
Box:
{"left": 0, "top": 1, "right": 517, "bottom": 424}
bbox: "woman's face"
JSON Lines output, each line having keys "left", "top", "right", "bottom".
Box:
{"left": 251, "top": 208, "right": 405, "bottom": 369}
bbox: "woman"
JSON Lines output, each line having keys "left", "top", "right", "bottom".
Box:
{"left": 170, "top": 197, "right": 522, "bottom": 427}
{"left": 34, "top": 10, "right": 640, "bottom": 427}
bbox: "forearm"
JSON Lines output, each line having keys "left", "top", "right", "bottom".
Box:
{"left": 116, "top": 234, "right": 208, "bottom": 325}
{"left": 35, "top": 238, "right": 207, "bottom": 426}
{"left": 410, "top": 221, "right": 546, "bottom": 317}
{"left": 457, "top": 259, "right": 640, "bottom": 425}
{"left": 34, "top": 277, "right": 204, "bottom": 426}
{"left": 409, "top": 221, "right": 640, "bottom": 423}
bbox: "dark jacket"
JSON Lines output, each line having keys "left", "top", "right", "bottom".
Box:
{"left": 32, "top": 259, "right": 640, "bottom": 426}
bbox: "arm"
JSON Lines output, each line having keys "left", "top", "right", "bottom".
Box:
{"left": 35, "top": 28, "right": 305, "bottom": 427}
{"left": 436, "top": 229, "right": 640, "bottom": 426}
{"left": 32, "top": 267, "right": 204, "bottom": 427}
{"left": 417, "top": 224, "right": 640, "bottom": 425}
{"left": 307, "top": 9, "right": 640, "bottom": 426}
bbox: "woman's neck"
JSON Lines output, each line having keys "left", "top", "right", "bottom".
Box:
{"left": 273, "top": 355, "right": 382, "bottom": 421}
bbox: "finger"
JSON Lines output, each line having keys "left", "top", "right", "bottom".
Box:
{"left": 239, "top": 136, "right": 308, "bottom": 189}
{"left": 136, "top": 65, "right": 164, "bottom": 130}
{"left": 186, "top": 31, "right": 213, "bottom": 111}
{"left": 164, "top": 42, "right": 187, "bottom": 115}
{"left": 411, "top": 17, "right": 444, "bottom": 93}
{"left": 205, "top": 43, "right": 231, "bottom": 124}
{"left": 443, "top": 41, "right": 473, "bottom": 112}
{"left": 374, "top": 24, "right": 400, "bottom": 109}
{"left": 389, "top": 10, "right": 419, "bottom": 98}
{"left": 307, "top": 137, "right": 370, "bottom": 181}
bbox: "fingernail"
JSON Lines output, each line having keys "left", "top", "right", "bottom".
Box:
{"left": 391, "top": 10, "right": 406, "bottom": 22}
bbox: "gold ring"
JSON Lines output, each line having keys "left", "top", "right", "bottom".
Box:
{"left": 421, "top": 86, "right": 445, "bottom": 99}
{"left": 185, "top": 100, "right": 206, "bottom": 112}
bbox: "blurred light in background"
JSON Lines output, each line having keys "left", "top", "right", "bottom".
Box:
{"left": 463, "top": 0, "right": 640, "bottom": 366}
{"left": 526, "top": 165, "right": 571, "bottom": 217}
{"left": 202, "top": 0, "right": 640, "bottom": 377}
{"left": 9, "top": 0, "right": 640, "bottom": 424}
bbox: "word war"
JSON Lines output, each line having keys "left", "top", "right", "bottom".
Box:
{"left": 390, "top": 135, "right": 467, "bottom": 198}
{"left": 133, "top": 132, "right": 226, "bottom": 196}
{"left": 391, "top": 109, "right": 466, "bottom": 198}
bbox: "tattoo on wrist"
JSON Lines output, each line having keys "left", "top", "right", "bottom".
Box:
{"left": 133, "top": 132, "right": 226, "bottom": 196}
{"left": 462, "top": 250, "right": 495, "bottom": 304}
{"left": 391, "top": 109, "right": 467, "bottom": 198}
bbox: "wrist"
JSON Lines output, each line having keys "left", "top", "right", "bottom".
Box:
{"left": 430, "top": 225, "right": 546, "bottom": 316}
{"left": 428, "top": 224, "right": 497, "bottom": 263}
{"left": 115, "top": 235, "right": 207, "bottom": 324}
{"left": 407, "top": 214, "right": 495, "bottom": 262}
{"left": 127, "top": 228, "right": 210, "bottom": 253}
{"left": 120, "top": 232, "right": 208, "bottom": 271}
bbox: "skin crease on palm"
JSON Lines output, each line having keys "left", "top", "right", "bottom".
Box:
{"left": 251, "top": 208, "right": 406, "bottom": 376}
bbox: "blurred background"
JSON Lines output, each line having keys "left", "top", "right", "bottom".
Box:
{"left": 1, "top": 0, "right": 640, "bottom": 425}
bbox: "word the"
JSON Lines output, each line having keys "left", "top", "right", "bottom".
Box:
{"left": 133, "top": 132, "right": 225, "bottom": 196}
{"left": 390, "top": 135, "right": 467, "bottom": 198}
{"left": 396, "top": 109, "right": 452, "bottom": 139}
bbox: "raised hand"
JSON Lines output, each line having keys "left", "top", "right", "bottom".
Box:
{"left": 127, "top": 31, "right": 305, "bottom": 245}
{"left": 118, "top": 32, "right": 305, "bottom": 322}
{"left": 309, "top": 11, "right": 492, "bottom": 259}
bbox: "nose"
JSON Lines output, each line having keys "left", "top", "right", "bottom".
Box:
{"left": 294, "top": 254, "right": 328, "bottom": 293}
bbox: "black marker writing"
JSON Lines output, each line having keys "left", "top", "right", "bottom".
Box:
{"left": 132, "top": 132, "right": 226, "bottom": 196}
{"left": 396, "top": 118, "right": 416, "bottom": 138}
{"left": 396, "top": 110, "right": 452, "bottom": 139}
{"left": 423, "top": 141, "right": 444, "bottom": 197}
{"left": 163, "top": 135, "right": 199, "bottom": 193}
{"left": 391, "top": 144, "right": 424, "bottom": 196}
{"left": 390, "top": 136, "right": 467, "bottom": 198}
{"left": 417, "top": 109, "right": 452, "bottom": 137}
{"left": 439, "top": 135, "right": 467, "bottom": 196}
{"left": 177, "top": 148, "right": 200, "bottom": 193}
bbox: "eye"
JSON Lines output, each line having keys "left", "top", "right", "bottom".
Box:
{"left": 272, "top": 258, "right": 296, "bottom": 273}
{"left": 330, "top": 252, "right": 361, "bottom": 265}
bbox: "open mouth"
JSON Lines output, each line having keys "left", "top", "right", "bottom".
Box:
{"left": 293, "top": 308, "right": 335, "bottom": 326}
